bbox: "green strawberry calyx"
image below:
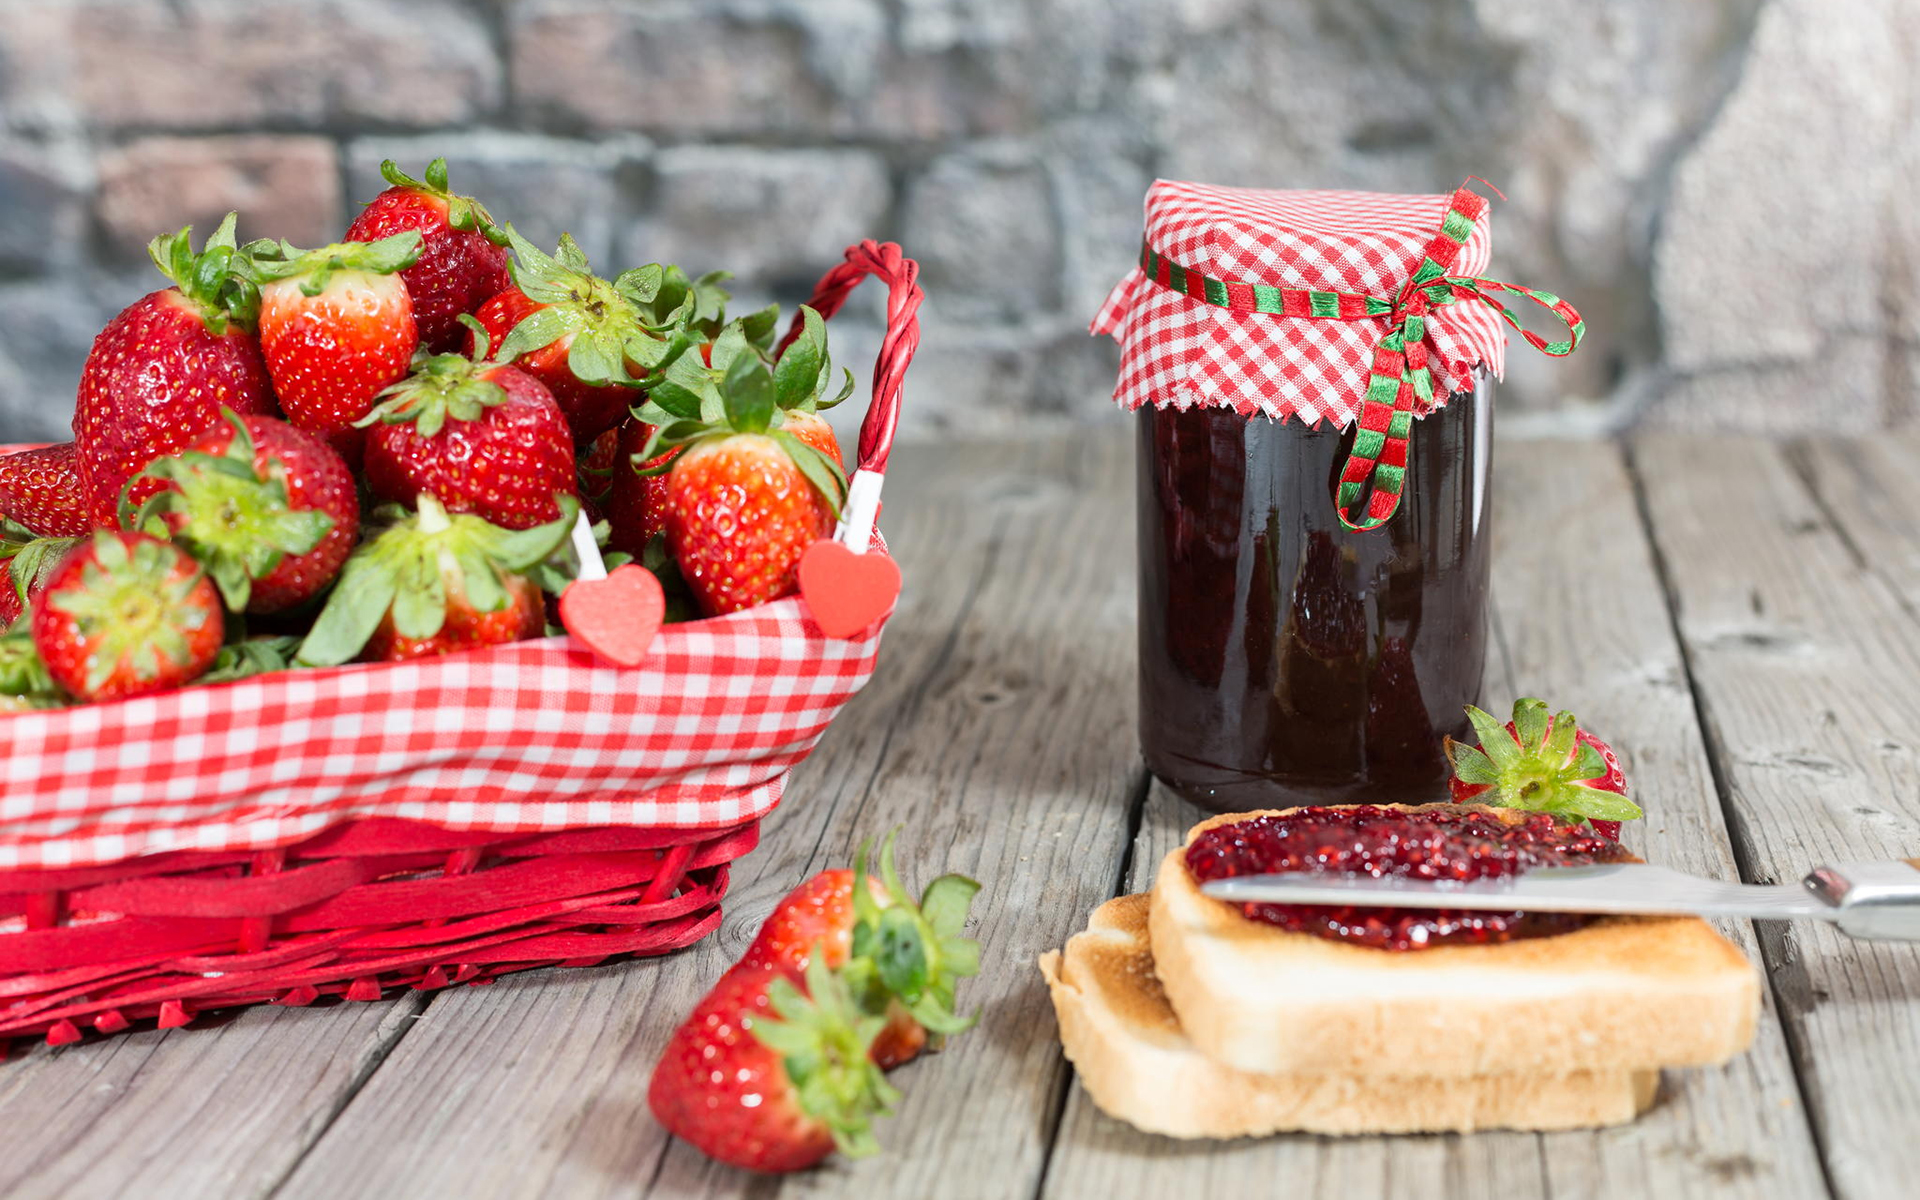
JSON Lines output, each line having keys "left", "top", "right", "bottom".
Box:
{"left": 357, "top": 315, "right": 511, "bottom": 437}
{"left": 131, "top": 410, "right": 336, "bottom": 612}
{"left": 296, "top": 492, "right": 578, "bottom": 667}
{"left": 1445, "top": 697, "right": 1645, "bottom": 825}
{"left": 495, "top": 225, "right": 697, "bottom": 389}
{"left": 750, "top": 947, "right": 901, "bottom": 1160}
{"left": 376, "top": 157, "right": 509, "bottom": 247}
{"left": 244, "top": 230, "right": 423, "bottom": 298}
{"left": 147, "top": 212, "right": 261, "bottom": 335}
{"left": 631, "top": 319, "right": 851, "bottom": 516}
{"left": 844, "top": 830, "right": 983, "bottom": 1039}
{"left": 0, "top": 624, "right": 60, "bottom": 706}
{"left": 47, "top": 532, "right": 217, "bottom": 695}
{"left": 1, "top": 520, "right": 77, "bottom": 629}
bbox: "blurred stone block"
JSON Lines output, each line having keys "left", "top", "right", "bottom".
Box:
{"left": 95, "top": 136, "right": 341, "bottom": 259}
{"left": 901, "top": 146, "right": 1058, "bottom": 323}
{"left": 69, "top": 0, "right": 500, "bottom": 130}
{"left": 0, "top": 145, "right": 86, "bottom": 277}
{"left": 627, "top": 147, "right": 891, "bottom": 289}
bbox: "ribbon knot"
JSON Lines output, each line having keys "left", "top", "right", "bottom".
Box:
{"left": 1136, "top": 181, "right": 1585, "bottom": 530}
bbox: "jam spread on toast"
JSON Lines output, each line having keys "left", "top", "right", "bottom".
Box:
{"left": 1184, "top": 805, "right": 1628, "bottom": 950}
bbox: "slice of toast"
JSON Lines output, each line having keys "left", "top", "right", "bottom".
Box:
{"left": 1041, "top": 894, "right": 1659, "bottom": 1136}
{"left": 1150, "top": 807, "right": 1761, "bottom": 1078}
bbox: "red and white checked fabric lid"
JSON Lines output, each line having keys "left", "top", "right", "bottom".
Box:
{"left": 1092, "top": 180, "right": 1508, "bottom": 427}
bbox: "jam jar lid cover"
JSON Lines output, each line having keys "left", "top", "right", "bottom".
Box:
{"left": 1091, "top": 179, "right": 1508, "bottom": 427}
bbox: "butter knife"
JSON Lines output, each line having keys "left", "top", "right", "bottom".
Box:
{"left": 1199, "top": 860, "right": 1920, "bottom": 942}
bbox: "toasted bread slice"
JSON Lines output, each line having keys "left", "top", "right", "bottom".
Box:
{"left": 1041, "top": 894, "right": 1659, "bottom": 1136}
{"left": 1150, "top": 807, "right": 1760, "bottom": 1078}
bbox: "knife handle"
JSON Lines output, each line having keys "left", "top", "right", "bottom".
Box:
{"left": 1806, "top": 862, "right": 1920, "bottom": 941}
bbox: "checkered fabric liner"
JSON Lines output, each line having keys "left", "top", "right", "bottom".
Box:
{"left": 1092, "top": 180, "right": 1509, "bottom": 426}
{"left": 0, "top": 599, "right": 881, "bottom": 870}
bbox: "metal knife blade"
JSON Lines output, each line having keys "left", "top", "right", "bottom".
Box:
{"left": 1199, "top": 863, "right": 1839, "bottom": 922}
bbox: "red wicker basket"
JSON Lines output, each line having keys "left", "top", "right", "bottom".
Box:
{"left": 0, "top": 241, "right": 923, "bottom": 1049}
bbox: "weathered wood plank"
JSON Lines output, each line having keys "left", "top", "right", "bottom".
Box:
{"left": 0, "top": 994, "right": 424, "bottom": 1200}
{"left": 1040, "top": 439, "right": 1827, "bottom": 1199}
{"left": 1633, "top": 434, "right": 1920, "bottom": 1200}
{"left": 271, "top": 433, "right": 1143, "bottom": 1200}
{"left": 1789, "top": 431, "right": 1920, "bottom": 617}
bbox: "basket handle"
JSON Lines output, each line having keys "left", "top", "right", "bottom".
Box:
{"left": 776, "top": 241, "right": 922, "bottom": 551}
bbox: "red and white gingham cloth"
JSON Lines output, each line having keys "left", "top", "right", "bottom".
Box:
{"left": 1092, "top": 180, "right": 1509, "bottom": 426}
{"left": 0, "top": 598, "right": 881, "bottom": 870}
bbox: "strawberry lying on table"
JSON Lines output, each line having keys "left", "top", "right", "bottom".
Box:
{"left": 648, "top": 835, "right": 981, "bottom": 1173}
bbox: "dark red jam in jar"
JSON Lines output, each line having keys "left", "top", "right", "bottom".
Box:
{"left": 1184, "top": 805, "right": 1627, "bottom": 950}
{"left": 1138, "top": 375, "right": 1492, "bottom": 811}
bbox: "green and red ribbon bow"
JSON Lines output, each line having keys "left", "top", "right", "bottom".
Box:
{"left": 1139, "top": 183, "right": 1584, "bottom": 530}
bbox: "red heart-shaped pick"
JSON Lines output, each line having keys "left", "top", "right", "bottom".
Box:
{"left": 799, "top": 540, "right": 902, "bottom": 639}
{"left": 560, "top": 564, "right": 665, "bottom": 666}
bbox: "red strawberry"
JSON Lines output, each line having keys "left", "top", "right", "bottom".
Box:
{"left": 74, "top": 216, "right": 276, "bottom": 528}
{"left": 345, "top": 158, "right": 511, "bottom": 354}
{"left": 30, "top": 530, "right": 223, "bottom": 702}
{"left": 136, "top": 412, "right": 359, "bottom": 614}
{"left": 251, "top": 232, "right": 423, "bottom": 462}
{"left": 649, "top": 837, "right": 980, "bottom": 1173}
{"left": 636, "top": 310, "right": 854, "bottom": 615}
{"left": 297, "top": 493, "right": 576, "bottom": 666}
{"left": 783, "top": 410, "right": 843, "bottom": 466}
{"left": 1445, "top": 697, "right": 1641, "bottom": 840}
{"left": 0, "top": 443, "right": 90, "bottom": 537}
{"left": 471, "top": 230, "right": 699, "bottom": 445}
{"left": 605, "top": 419, "right": 675, "bottom": 557}
{"left": 360, "top": 323, "right": 578, "bottom": 531}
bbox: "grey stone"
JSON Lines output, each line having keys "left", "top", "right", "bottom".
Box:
{"left": 0, "top": 143, "right": 86, "bottom": 277}
{"left": 0, "top": 285, "right": 113, "bottom": 442}
{"left": 65, "top": 0, "right": 501, "bottom": 130}
{"left": 626, "top": 147, "right": 892, "bottom": 292}
{"left": 901, "top": 145, "right": 1059, "bottom": 324}
{"left": 94, "top": 136, "right": 341, "bottom": 260}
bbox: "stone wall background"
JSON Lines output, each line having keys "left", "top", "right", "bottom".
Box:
{"left": 0, "top": 0, "right": 1911, "bottom": 444}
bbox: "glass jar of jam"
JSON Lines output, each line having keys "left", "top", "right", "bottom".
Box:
{"left": 1136, "top": 375, "right": 1491, "bottom": 811}
{"left": 1095, "top": 179, "right": 1581, "bottom": 814}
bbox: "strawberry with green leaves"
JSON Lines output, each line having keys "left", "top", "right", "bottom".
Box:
{"left": 470, "top": 229, "right": 694, "bottom": 445}
{"left": 635, "top": 308, "right": 853, "bottom": 616}
{"left": 0, "top": 443, "right": 91, "bottom": 537}
{"left": 74, "top": 215, "right": 276, "bottom": 528}
{"left": 248, "top": 232, "right": 423, "bottom": 461}
{"left": 0, "top": 520, "right": 77, "bottom": 628}
{"left": 359, "top": 316, "right": 578, "bottom": 531}
{"left": 29, "top": 531, "right": 224, "bottom": 703}
{"left": 345, "top": 158, "right": 512, "bottom": 354}
{"left": 649, "top": 836, "right": 980, "bottom": 1173}
{"left": 297, "top": 493, "right": 577, "bottom": 666}
{"left": 134, "top": 411, "right": 359, "bottom": 614}
{"left": 1446, "top": 697, "right": 1642, "bottom": 840}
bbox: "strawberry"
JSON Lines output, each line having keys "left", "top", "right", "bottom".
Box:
{"left": 605, "top": 418, "right": 674, "bottom": 557}
{"left": 0, "top": 623, "right": 60, "bottom": 710}
{"left": 297, "top": 493, "right": 577, "bottom": 666}
{"left": 30, "top": 530, "right": 223, "bottom": 703}
{"left": 635, "top": 308, "right": 854, "bottom": 615}
{"left": 0, "top": 443, "right": 90, "bottom": 537}
{"left": 649, "top": 836, "right": 980, "bottom": 1173}
{"left": 360, "top": 317, "right": 578, "bottom": 531}
{"left": 249, "top": 232, "right": 423, "bottom": 462}
{"left": 74, "top": 215, "right": 276, "bottom": 528}
{"left": 345, "top": 158, "right": 511, "bottom": 354}
{"left": 0, "top": 521, "right": 77, "bottom": 628}
{"left": 1445, "top": 697, "right": 1641, "bottom": 840}
{"left": 470, "top": 229, "right": 697, "bottom": 445}
{"left": 134, "top": 412, "right": 359, "bottom": 614}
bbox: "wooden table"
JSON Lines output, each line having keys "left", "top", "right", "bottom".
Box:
{"left": 3, "top": 431, "right": 1917, "bottom": 1200}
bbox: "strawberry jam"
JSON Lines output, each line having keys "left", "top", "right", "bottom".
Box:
{"left": 1184, "top": 805, "right": 1627, "bottom": 951}
{"left": 1137, "top": 381, "right": 1491, "bottom": 811}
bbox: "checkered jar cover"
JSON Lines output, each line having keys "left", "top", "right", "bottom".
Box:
{"left": 1092, "top": 180, "right": 1508, "bottom": 427}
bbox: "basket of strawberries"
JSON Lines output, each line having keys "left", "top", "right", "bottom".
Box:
{"left": 0, "top": 159, "right": 921, "bottom": 1047}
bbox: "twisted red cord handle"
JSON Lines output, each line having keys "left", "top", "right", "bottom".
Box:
{"left": 776, "top": 240, "right": 922, "bottom": 476}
